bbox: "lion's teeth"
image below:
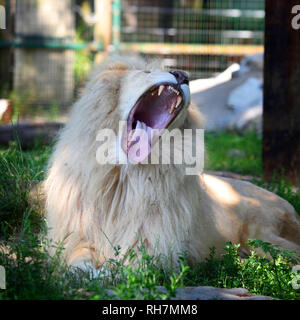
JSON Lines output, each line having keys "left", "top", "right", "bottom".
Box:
{"left": 158, "top": 85, "right": 164, "bottom": 96}
{"left": 169, "top": 102, "right": 176, "bottom": 114}
{"left": 175, "top": 96, "right": 182, "bottom": 109}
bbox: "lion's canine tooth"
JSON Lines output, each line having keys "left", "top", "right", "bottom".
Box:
{"left": 175, "top": 96, "right": 182, "bottom": 109}
{"left": 158, "top": 85, "right": 164, "bottom": 96}
{"left": 169, "top": 102, "right": 176, "bottom": 114}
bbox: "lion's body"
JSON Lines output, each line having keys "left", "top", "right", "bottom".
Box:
{"left": 45, "top": 58, "right": 300, "bottom": 268}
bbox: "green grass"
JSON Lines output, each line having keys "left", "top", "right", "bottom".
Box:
{"left": 0, "top": 142, "right": 51, "bottom": 232}
{"left": 0, "top": 132, "right": 299, "bottom": 300}
{"left": 183, "top": 240, "right": 299, "bottom": 300}
{"left": 205, "top": 131, "right": 262, "bottom": 176}
{"left": 0, "top": 218, "right": 299, "bottom": 300}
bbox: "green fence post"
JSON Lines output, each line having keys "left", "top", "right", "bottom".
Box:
{"left": 112, "top": 0, "right": 121, "bottom": 51}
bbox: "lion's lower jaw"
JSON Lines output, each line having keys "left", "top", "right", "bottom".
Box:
{"left": 47, "top": 163, "right": 205, "bottom": 267}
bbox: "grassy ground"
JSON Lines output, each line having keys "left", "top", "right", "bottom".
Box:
{"left": 0, "top": 132, "right": 299, "bottom": 300}
{"left": 205, "top": 131, "right": 262, "bottom": 176}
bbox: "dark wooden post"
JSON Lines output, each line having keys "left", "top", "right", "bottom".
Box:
{"left": 263, "top": 1, "right": 300, "bottom": 184}
{"left": 158, "top": 0, "right": 174, "bottom": 43}
{"left": 0, "top": 0, "right": 15, "bottom": 91}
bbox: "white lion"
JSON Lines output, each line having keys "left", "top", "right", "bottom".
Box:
{"left": 45, "top": 57, "right": 300, "bottom": 272}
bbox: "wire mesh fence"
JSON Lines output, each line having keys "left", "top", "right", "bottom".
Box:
{"left": 0, "top": 0, "right": 265, "bottom": 120}
{"left": 0, "top": 0, "right": 98, "bottom": 120}
{"left": 120, "top": 0, "right": 265, "bottom": 79}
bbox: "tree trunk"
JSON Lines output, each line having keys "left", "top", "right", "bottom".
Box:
{"left": 0, "top": 0, "right": 15, "bottom": 91}
{"left": 158, "top": 0, "right": 174, "bottom": 43}
{"left": 263, "top": 1, "right": 300, "bottom": 184}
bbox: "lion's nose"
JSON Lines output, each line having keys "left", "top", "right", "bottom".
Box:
{"left": 169, "top": 70, "right": 189, "bottom": 85}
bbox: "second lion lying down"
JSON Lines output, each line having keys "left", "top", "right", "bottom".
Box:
{"left": 45, "top": 58, "right": 300, "bottom": 270}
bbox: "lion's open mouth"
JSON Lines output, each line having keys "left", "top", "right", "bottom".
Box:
{"left": 122, "top": 83, "right": 188, "bottom": 163}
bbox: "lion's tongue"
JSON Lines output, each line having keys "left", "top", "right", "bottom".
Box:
{"left": 127, "top": 120, "right": 153, "bottom": 163}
